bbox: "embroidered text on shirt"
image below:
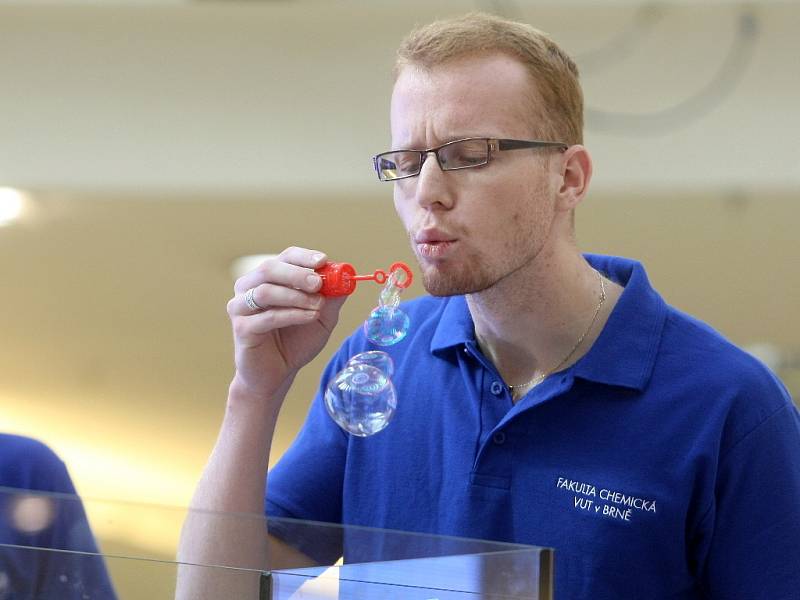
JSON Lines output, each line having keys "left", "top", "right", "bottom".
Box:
{"left": 556, "top": 476, "right": 658, "bottom": 522}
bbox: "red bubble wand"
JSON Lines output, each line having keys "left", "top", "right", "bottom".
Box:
{"left": 316, "top": 261, "right": 413, "bottom": 297}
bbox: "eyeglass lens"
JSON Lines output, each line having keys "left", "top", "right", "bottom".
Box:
{"left": 376, "top": 139, "right": 490, "bottom": 181}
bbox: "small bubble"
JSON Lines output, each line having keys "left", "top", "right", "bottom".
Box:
{"left": 366, "top": 270, "right": 410, "bottom": 345}
{"left": 379, "top": 285, "right": 402, "bottom": 309}
{"left": 364, "top": 306, "right": 410, "bottom": 346}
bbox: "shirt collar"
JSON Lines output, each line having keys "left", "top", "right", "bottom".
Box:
{"left": 575, "top": 254, "right": 666, "bottom": 391}
{"left": 430, "top": 294, "right": 473, "bottom": 355}
{"left": 429, "top": 254, "right": 667, "bottom": 391}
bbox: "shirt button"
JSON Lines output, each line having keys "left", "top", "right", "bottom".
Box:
{"left": 490, "top": 381, "right": 504, "bottom": 395}
{"left": 492, "top": 432, "right": 506, "bottom": 445}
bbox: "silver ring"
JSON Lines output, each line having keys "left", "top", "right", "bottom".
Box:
{"left": 244, "top": 287, "right": 264, "bottom": 312}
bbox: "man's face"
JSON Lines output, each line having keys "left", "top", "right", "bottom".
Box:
{"left": 390, "top": 53, "right": 563, "bottom": 296}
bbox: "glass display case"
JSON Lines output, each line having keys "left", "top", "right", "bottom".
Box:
{"left": 0, "top": 486, "right": 553, "bottom": 599}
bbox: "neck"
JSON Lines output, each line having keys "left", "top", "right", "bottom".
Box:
{"left": 467, "top": 247, "right": 621, "bottom": 400}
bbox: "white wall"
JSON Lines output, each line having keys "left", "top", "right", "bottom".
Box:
{"left": 1, "top": 1, "right": 797, "bottom": 195}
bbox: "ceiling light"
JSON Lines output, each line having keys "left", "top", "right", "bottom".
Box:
{"left": 0, "top": 187, "right": 26, "bottom": 226}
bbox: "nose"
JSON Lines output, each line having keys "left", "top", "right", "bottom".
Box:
{"left": 414, "top": 151, "right": 455, "bottom": 210}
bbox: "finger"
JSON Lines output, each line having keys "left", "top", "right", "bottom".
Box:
{"left": 229, "top": 284, "right": 323, "bottom": 317}
{"left": 235, "top": 256, "right": 324, "bottom": 295}
{"left": 234, "top": 246, "right": 327, "bottom": 293}
{"left": 277, "top": 246, "right": 328, "bottom": 270}
{"left": 317, "top": 294, "right": 348, "bottom": 329}
{"left": 233, "top": 308, "right": 319, "bottom": 340}
{"left": 312, "top": 296, "right": 348, "bottom": 336}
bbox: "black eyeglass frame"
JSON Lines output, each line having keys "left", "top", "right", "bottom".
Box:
{"left": 372, "top": 137, "right": 569, "bottom": 182}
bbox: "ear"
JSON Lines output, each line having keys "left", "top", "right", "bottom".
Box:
{"left": 555, "top": 145, "right": 592, "bottom": 211}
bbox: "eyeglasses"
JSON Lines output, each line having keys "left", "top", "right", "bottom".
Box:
{"left": 372, "top": 137, "right": 568, "bottom": 182}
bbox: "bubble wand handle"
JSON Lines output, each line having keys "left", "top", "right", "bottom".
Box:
{"left": 352, "top": 270, "right": 388, "bottom": 284}
{"left": 316, "top": 261, "right": 413, "bottom": 297}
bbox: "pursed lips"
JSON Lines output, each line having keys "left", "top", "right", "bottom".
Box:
{"left": 414, "top": 229, "right": 458, "bottom": 258}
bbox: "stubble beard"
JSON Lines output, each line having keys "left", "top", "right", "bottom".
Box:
{"left": 418, "top": 259, "right": 496, "bottom": 297}
{"left": 408, "top": 207, "right": 552, "bottom": 298}
{"left": 408, "top": 235, "right": 498, "bottom": 297}
{"left": 407, "top": 167, "right": 555, "bottom": 297}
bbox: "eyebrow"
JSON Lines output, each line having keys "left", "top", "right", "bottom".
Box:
{"left": 393, "top": 134, "right": 496, "bottom": 150}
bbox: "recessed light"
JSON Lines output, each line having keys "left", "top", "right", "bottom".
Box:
{"left": 0, "top": 187, "right": 26, "bottom": 226}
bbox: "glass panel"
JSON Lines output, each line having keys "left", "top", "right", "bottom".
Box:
{"left": 0, "top": 487, "right": 553, "bottom": 599}
{"left": 0, "top": 544, "right": 266, "bottom": 600}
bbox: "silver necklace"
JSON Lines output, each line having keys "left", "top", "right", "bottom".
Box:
{"left": 508, "top": 270, "right": 607, "bottom": 392}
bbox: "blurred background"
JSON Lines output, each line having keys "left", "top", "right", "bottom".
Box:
{"left": 1, "top": 0, "right": 798, "bottom": 594}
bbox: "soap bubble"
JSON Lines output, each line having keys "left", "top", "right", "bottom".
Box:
{"left": 363, "top": 267, "right": 410, "bottom": 346}
{"left": 379, "top": 282, "right": 402, "bottom": 309}
{"left": 346, "top": 350, "right": 395, "bottom": 377}
{"left": 324, "top": 363, "right": 397, "bottom": 437}
{"left": 326, "top": 266, "right": 410, "bottom": 435}
{"left": 364, "top": 306, "right": 410, "bottom": 346}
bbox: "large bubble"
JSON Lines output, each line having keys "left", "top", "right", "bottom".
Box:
{"left": 324, "top": 363, "right": 397, "bottom": 437}
{"left": 346, "top": 350, "right": 395, "bottom": 377}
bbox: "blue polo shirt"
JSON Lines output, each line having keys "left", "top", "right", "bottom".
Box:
{"left": 0, "top": 435, "right": 117, "bottom": 599}
{"left": 267, "top": 255, "right": 800, "bottom": 599}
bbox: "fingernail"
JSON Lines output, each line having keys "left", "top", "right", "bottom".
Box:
{"left": 312, "top": 253, "right": 325, "bottom": 262}
{"left": 306, "top": 274, "right": 320, "bottom": 289}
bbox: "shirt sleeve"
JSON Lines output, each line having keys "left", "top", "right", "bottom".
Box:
{"left": 265, "top": 349, "right": 351, "bottom": 525}
{"left": 696, "top": 399, "right": 800, "bottom": 599}
{"left": 264, "top": 350, "right": 353, "bottom": 566}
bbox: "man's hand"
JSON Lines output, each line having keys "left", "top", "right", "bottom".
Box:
{"left": 227, "top": 246, "right": 347, "bottom": 405}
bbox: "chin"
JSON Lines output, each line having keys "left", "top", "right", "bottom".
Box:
{"left": 420, "top": 267, "right": 495, "bottom": 297}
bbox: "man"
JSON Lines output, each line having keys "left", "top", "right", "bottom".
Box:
{"left": 179, "top": 12, "right": 800, "bottom": 599}
{"left": 0, "top": 434, "right": 117, "bottom": 599}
